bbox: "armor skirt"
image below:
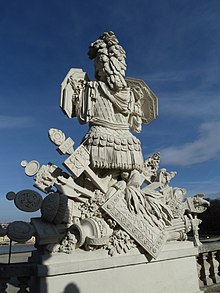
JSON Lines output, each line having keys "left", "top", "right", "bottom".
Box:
{"left": 82, "top": 125, "right": 144, "bottom": 171}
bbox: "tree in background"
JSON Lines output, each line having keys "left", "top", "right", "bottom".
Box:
{"left": 198, "top": 199, "right": 220, "bottom": 235}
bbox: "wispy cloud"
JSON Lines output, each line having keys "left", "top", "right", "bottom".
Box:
{"left": 0, "top": 115, "right": 34, "bottom": 129}
{"left": 160, "top": 121, "right": 220, "bottom": 166}
{"left": 160, "top": 91, "right": 220, "bottom": 119}
{"left": 174, "top": 177, "right": 220, "bottom": 197}
{"left": 143, "top": 70, "right": 196, "bottom": 82}
{"left": 141, "top": 64, "right": 220, "bottom": 120}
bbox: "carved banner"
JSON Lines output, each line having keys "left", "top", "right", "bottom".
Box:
{"left": 102, "top": 191, "right": 167, "bottom": 258}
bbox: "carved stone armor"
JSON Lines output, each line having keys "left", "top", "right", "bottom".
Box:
{"left": 80, "top": 81, "right": 144, "bottom": 170}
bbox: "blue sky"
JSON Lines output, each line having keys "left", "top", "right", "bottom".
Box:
{"left": 0, "top": 0, "right": 220, "bottom": 222}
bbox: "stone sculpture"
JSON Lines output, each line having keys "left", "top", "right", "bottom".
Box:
{"left": 5, "top": 31, "right": 209, "bottom": 259}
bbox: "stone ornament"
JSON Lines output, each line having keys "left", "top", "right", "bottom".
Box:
{"left": 88, "top": 31, "right": 126, "bottom": 91}
{"left": 184, "top": 194, "right": 209, "bottom": 214}
{"left": 21, "top": 160, "right": 40, "bottom": 177}
{"left": 48, "top": 128, "right": 74, "bottom": 155}
{"left": 106, "top": 229, "right": 136, "bottom": 256}
{"left": 6, "top": 189, "right": 43, "bottom": 212}
{"left": 125, "top": 77, "right": 158, "bottom": 126}
{"left": 6, "top": 191, "right": 16, "bottom": 201}
{"left": 7, "top": 221, "right": 34, "bottom": 242}
{"left": 48, "top": 128, "right": 66, "bottom": 146}
{"left": 69, "top": 223, "right": 86, "bottom": 248}
{"left": 60, "top": 68, "right": 89, "bottom": 119}
{"left": 167, "top": 188, "right": 186, "bottom": 218}
{"left": 63, "top": 145, "right": 90, "bottom": 177}
{"left": 184, "top": 194, "right": 209, "bottom": 246}
{"left": 5, "top": 31, "right": 209, "bottom": 257}
{"left": 60, "top": 32, "right": 158, "bottom": 172}
{"left": 33, "top": 162, "right": 63, "bottom": 193}
{"left": 81, "top": 217, "right": 113, "bottom": 249}
{"left": 58, "top": 231, "right": 77, "bottom": 254}
{"left": 63, "top": 144, "right": 107, "bottom": 193}
{"left": 102, "top": 190, "right": 167, "bottom": 258}
{"left": 143, "top": 152, "right": 160, "bottom": 183}
{"left": 41, "top": 193, "right": 68, "bottom": 224}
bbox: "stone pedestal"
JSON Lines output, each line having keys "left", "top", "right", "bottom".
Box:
{"left": 29, "top": 241, "right": 202, "bottom": 293}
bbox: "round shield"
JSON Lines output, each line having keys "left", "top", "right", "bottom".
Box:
{"left": 7, "top": 221, "right": 35, "bottom": 242}
{"left": 14, "top": 189, "right": 43, "bottom": 212}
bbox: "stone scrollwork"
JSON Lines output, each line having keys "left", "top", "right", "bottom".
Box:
{"left": 5, "top": 31, "right": 209, "bottom": 259}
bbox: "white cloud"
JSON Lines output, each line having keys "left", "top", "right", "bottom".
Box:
{"left": 160, "top": 121, "right": 220, "bottom": 166}
{"left": 141, "top": 63, "right": 220, "bottom": 120}
{"left": 0, "top": 115, "right": 34, "bottom": 128}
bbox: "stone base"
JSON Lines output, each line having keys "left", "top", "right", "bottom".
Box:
{"left": 29, "top": 241, "right": 202, "bottom": 293}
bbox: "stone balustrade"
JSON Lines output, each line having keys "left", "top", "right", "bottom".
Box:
{"left": 0, "top": 262, "right": 36, "bottom": 293}
{"left": 197, "top": 241, "right": 220, "bottom": 292}
{"left": 1, "top": 241, "right": 220, "bottom": 292}
{"left": 0, "top": 236, "right": 35, "bottom": 245}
